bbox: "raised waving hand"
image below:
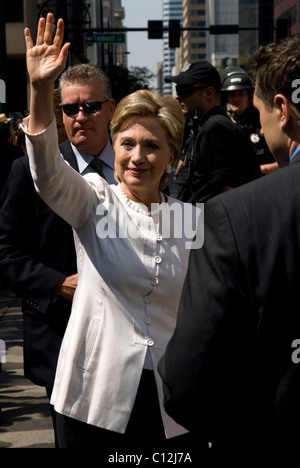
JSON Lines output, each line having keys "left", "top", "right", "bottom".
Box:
{"left": 24, "top": 13, "right": 70, "bottom": 133}
{"left": 25, "top": 13, "right": 70, "bottom": 85}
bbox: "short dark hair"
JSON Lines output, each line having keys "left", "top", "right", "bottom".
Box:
{"left": 250, "top": 35, "right": 300, "bottom": 110}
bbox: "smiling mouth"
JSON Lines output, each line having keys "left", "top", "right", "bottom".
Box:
{"left": 129, "top": 168, "right": 148, "bottom": 176}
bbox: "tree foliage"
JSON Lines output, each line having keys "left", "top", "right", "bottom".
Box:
{"left": 110, "top": 65, "right": 155, "bottom": 103}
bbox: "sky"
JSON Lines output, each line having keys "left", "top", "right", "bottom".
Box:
{"left": 121, "top": 0, "right": 163, "bottom": 84}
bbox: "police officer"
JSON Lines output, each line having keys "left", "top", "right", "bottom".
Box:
{"left": 221, "top": 66, "right": 278, "bottom": 174}
{"left": 165, "top": 61, "right": 262, "bottom": 204}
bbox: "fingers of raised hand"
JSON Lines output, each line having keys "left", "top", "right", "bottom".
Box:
{"left": 31, "top": 13, "right": 61, "bottom": 48}
{"left": 36, "top": 16, "right": 47, "bottom": 46}
{"left": 44, "top": 13, "right": 55, "bottom": 44}
{"left": 24, "top": 27, "right": 34, "bottom": 51}
{"left": 53, "top": 18, "right": 65, "bottom": 50}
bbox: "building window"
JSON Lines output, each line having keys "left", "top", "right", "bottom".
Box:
{"left": 191, "top": 21, "right": 206, "bottom": 26}
{"left": 191, "top": 31, "right": 206, "bottom": 37}
{"left": 290, "top": 5, "right": 297, "bottom": 24}
{"left": 191, "top": 10, "right": 205, "bottom": 16}
{"left": 191, "top": 42, "right": 205, "bottom": 48}
{"left": 191, "top": 54, "right": 206, "bottom": 60}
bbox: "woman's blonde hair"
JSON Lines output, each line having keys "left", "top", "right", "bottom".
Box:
{"left": 110, "top": 89, "right": 185, "bottom": 191}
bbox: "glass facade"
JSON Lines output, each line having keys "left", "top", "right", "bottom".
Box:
{"left": 163, "top": 0, "right": 183, "bottom": 95}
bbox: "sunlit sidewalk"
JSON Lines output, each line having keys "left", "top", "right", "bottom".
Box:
{"left": 0, "top": 285, "right": 55, "bottom": 448}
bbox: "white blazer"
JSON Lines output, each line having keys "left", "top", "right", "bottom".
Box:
{"left": 24, "top": 118, "right": 202, "bottom": 438}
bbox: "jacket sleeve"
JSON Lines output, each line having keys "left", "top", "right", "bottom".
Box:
{"left": 158, "top": 195, "right": 255, "bottom": 442}
{"left": 0, "top": 157, "right": 67, "bottom": 313}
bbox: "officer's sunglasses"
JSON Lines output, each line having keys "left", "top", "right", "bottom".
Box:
{"left": 60, "top": 100, "right": 109, "bottom": 116}
{"left": 176, "top": 85, "right": 207, "bottom": 97}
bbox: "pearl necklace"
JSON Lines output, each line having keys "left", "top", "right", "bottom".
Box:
{"left": 118, "top": 184, "right": 165, "bottom": 216}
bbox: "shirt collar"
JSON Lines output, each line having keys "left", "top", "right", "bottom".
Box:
{"left": 290, "top": 146, "right": 300, "bottom": 164}
{"left": 71, "top": 139, "right": 115, "bottom": 174}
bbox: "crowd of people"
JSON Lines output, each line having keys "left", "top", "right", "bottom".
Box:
{"left": 1, "top": 12, "right": 300, "bottom": 450}
{"left": 0, "top": 111, "right": 27, "bottom": 196}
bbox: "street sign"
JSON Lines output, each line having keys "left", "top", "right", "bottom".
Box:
{"left": 92, "top": 33, "right": 125, "bottom": 43}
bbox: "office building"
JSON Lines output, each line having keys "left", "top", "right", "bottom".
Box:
{"left": 274, "top": 0, "right": 300, "bottom": 36}
{"left": 163, "top": 0, "right": 183, "bottom": 95}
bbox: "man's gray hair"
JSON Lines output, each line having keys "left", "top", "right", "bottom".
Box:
{"left": 59, "top": 64, "right": 112, "bottom": 100}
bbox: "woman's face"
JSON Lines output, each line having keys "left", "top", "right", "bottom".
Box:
{"left": 114, "top": 116, "right": 175, "bottom": 200}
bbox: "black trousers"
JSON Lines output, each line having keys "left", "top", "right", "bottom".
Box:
{"left": 56, "top": 369, "right": 207, "bottom": 450}
{"left": 46, "top": 386, "right": 59, "bottom": 448}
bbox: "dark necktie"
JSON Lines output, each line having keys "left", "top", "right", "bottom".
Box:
{"left": 89, "top": 158, "right": 104, "bottom": 178}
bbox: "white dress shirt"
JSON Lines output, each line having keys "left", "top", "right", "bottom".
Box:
{"left": 71, "top": 139, "right": 116, "bottom": 184}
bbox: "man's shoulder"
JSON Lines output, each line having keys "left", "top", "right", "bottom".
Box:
{"left": 214, "top": 161, "right": 300, "bottom": 211}
{"left": 10, "top": 153, "right": 30, "bottom": 172}
{"left": 200, "top": 109, "right": 243, "bottom": 139}
{"left": 205, "top": 110, "right": 241, "bottom": 132}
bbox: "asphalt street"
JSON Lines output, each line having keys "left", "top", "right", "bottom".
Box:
{"left": 0, "top": 284, "right": 55, "bottom": 448}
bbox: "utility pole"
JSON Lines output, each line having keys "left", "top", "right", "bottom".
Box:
{"left": 0, "top": 0, "right": 7, "bottom": 114}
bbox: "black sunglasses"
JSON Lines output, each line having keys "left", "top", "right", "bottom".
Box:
{"left": 60, "top": 100, "right": 109, "bottom": 116}
{"left": 175, "top": 85, "right": 207, "bottom": 98}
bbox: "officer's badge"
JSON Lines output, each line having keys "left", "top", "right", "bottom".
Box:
{"left": 250, "top": 133, "right": 260, "bottom": 143}
{"left": 181, "top": 64, "right": 191, "bottom": 72}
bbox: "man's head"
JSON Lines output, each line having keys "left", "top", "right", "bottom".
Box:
{"left": 221, "top": 67, "right": 254, "bottom": 119}
{"left": 250, "top": 35, "right": 300, "bottom": 166}
{"left": 164, "top": 61, "right": 222, "bottom": 118}
{"left": 59, "top": 64, "right": 115, "bottom": 156}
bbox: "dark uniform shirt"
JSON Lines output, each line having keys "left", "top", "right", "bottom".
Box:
{"left": 227, "top": 106, "right": 275, "bottom": 166}
{"left": 176, "top": 106, "right": 262, "bottom": 204}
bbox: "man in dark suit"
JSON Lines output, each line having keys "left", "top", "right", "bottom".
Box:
{"left": 0, "top": 64, "right": 115, "bottom": 445}
{"left": 158, "top": 35, "right": 300, "bottom": 448}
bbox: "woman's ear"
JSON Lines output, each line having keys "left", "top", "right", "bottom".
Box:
{"left": 170, "top": 153, "right": 175, "bottom": 166}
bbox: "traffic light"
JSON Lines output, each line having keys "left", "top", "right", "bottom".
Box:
{"left": 148, "top": 20, "right": 163, "bottom": 39}
{"left": 169, "top": 20, "right": 180, "bottom": 48}
{"left": 276, "top": 18, "right": 289, "bottom": 40}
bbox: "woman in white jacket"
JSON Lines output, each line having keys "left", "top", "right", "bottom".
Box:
{"left": 23, "top": 13, "right": 204, "bottom": 449}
